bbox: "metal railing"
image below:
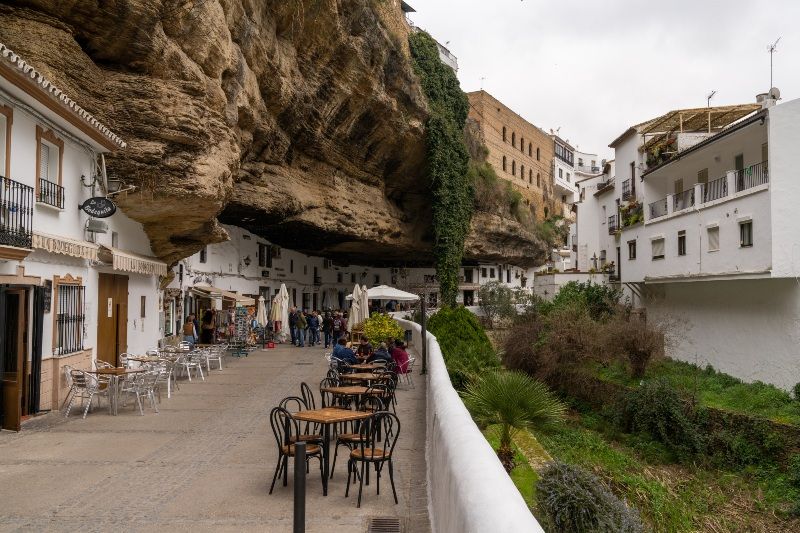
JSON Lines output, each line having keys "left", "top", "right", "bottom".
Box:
{"left": 37, "top": 178, "right": 65, "bottom": 209}
{"left": 735, "top": 161, "right": 769, "bottom": 192}
{"left": 649, "top": 197, "right": 668, "bottom": 219}
{"left": 608, "top": 214, "right": 618, "bottom": 234}
{"left": 673, "top": 189, "right": 695, "bottom": 212}
{"left": 703, "top": 176, "right": 728, "bottom": 203}
{"left": 621, "top": 179, "right": 633, "bottom": 200}
{"left": 313, "top": 276, "right": 322, "bottom": 286}
{"left": 0, "top": 176, "right": 34, "bottom": 249}
{"left": 55, "top": 284, "right": 85, "bottom": 355}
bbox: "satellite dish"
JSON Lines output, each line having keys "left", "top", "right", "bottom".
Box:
{"left": 769, "top": 87, "right": 781, "bottom": 100}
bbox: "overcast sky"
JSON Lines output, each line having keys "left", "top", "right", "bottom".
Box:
{"left": 408, "top": 0, "right": 800, "bottom": 159}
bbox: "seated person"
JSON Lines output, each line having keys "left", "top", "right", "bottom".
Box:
{"left": 332, "top": 337, "right": 359, "bottom": 365}
{"left": 390, "top": 339, "right": 410, "bottom": 374}
{"left": 367, "top": 342, "right": 392, "bottom": 363}
{"left": 356, "top": 337, "right": 373, "bottom": 359}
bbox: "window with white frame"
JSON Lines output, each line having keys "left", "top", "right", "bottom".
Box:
{"left": 707, "top": 227, "right": 719, "bottom": 252}
{"left": 651, "top": 238, "right": 665, "bottom": 260}
{"left": 628, "top": 240, "right": 636, "bottom": 260}
{"left": 740, "top": 221, "right": 753, "bottom": 247}
{"left": 677, "top": 230, "right": 686, "bottom": 256}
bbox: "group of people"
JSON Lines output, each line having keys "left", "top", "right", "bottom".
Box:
{"left": 332, "top": 335, "right": 410, "bottom": 374}
{"left": 287, "top": 308, "right": 349, "bottom": 348}
{"left": 182, "top": 310, "right": 217, "bottom": 347}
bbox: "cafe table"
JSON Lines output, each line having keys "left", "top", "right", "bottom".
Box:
{"left": 339, "top": 372, "right": 392, "bottom": 384}
{"left": 291, "top": 407, "right": 371, "bottom": 496}
{"left": 86, "top": 368, "right": 145, "bottom": 416}
{"left": 349, "top": 363, "right": 386, "bottom": 371}
{"left": 127, "top": 355, "right": 162, "bottom": 364}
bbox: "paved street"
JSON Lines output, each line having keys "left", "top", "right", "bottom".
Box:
{"left": 0, "top": 345, "right": 430, "bottom": 532}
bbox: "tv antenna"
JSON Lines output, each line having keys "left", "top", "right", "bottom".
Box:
{"left": 480, "top": 76, "right": 486, "bottom": 90}
{"left": 706, "top": 90, "right": 716, "bottom": 108}
{"left": 768, "top": 37, "right": 781, "bottom": 88}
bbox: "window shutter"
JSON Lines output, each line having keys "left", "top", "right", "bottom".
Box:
{"left": 708, "top": 227, "right": 719, "bottom": 251}
{"left": 652, "top": 238, "right": 665, "bottom": 258}
{"left": 39, "top": 142, "right": 50, "bottom": 180}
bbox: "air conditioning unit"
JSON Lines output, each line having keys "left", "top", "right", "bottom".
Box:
{"left": 86, "top": 219, "right": 108, "bottom": 233}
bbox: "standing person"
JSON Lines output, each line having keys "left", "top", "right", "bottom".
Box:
{"left": 341, "top": 311, "right": 349, "bottom": 340}
{"left": 332, "top": 312, "right": 344, "bottom": 342}
{"left": 288, "top": 307, "right": 298, "bottom": 346}
{"left": 200, "top": 310, "right": 216, "bottom": 345}
{"left": 191, "top": 313, "right": 200, "bottom": 340}
{"left": 295, "top": 309, "right": 307, "bottom": 347}
{"left": 307, "top": 311, "right": 320, "bottom": 347}
{"left": 322, "top": 311, "right": 334, "bottom": 349}
{"left": 182, "top": 316, "right": 197, "bottom": 347}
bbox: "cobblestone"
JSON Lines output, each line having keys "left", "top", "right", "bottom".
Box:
{"left": 0, "top": 345, "right": 430, "bottom": 532}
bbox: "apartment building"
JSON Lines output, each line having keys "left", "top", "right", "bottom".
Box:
{"left": 551, "top": 134, "right": 578, "bottom": 220}
{"left": 577, "top": 93, "right": 800, "bottom": 389}
{"left": 467, "top": 90, "right": 562, "bottom": 221}
{"left": 0, "top": 43, "right": 165, "bottom": 429}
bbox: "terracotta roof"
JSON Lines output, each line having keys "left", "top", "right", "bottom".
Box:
{"left": 0, "top": 43, "right": 126, "bottom": 149}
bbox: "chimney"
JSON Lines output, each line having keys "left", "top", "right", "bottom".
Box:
{"left": 756, "top": 88, "right": 779, "bottom": 109}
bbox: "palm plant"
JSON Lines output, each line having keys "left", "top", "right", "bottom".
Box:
{"left": 462, "top": 370, "right": 566, "bottom": 472}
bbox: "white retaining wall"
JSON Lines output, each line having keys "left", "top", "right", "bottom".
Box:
{"left": 394, "top": 318, "right": 543, "bottom": 533}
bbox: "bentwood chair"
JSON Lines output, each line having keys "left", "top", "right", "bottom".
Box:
{"left": 300, "top": 382, "right": 317, "bottom": 410}
{"left": 268, "top": 406, "right": 323, "bottom": 494}
{"left": 345, "top": 412, "right": 401, "bottom": 508}
{"left": 279, "top": 396, "right": 322, "bottom": 445}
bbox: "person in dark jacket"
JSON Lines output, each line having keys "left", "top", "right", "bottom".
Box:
{"left": 367, "top": 342, "right": 392, "bottom": 363}
{"left": 307, "top": 311, "right": 320, "bottom": 347}
{"left": 322, "top": 312, "right": 334, "bottom": 348}
{"left": 331, "top": 337, "right": 358, "bottom": 364}
{"left": 295, "top": 310, "right": 307, "bottom": 347}
{"left": 288, "top": 307, "right": 298, "bottom": 346}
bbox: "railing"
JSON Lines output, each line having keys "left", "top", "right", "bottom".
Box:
{"left": 597, "top": 178, "right": 614, "bottom": 190}
{"left": 621, "top": 179, "right": 633, "bottom": 200}
{"left": 673, "top": 189, "right": 695, "bottom": 212}
{"left": 591, "top": 166, "right": 600, "bottom": 172}
{"left": 0, "top": 176, "right": 34, "bottom": 249}
{"left": 394, "top": 317, "right": 545, "bottom": 533}
{"left": 37, "top": 178, "right": 65, "bottom": 209}
{"left": 608, "top": 214, "right": 618, "bottom": 234}
{"left": 313, "top": 276, "right": 322, "bottom": 286}
{"left": 649, "top": 197, "right": 668, "bottom": 219}
{"left": 735, "top": 161, "right": 769, "bottom": 192}
{"left": 703, "top": 176, "right": 728, "bottom": 203}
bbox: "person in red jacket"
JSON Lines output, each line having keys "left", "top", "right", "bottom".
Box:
{"left": 390, "top": 339, "right": 410, "bottom": 374}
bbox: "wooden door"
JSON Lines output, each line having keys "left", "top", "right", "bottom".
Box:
{"left": 1, "top": 288, "right": 26, "bottom": 431}
{"left": 97, "top": 273, "right": 129, "bottom": 366}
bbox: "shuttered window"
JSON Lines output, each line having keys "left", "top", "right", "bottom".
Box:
{"left": 39, "top": 142, "right": 50, "bottom": 180}
{"left": 707, "top": 227, "right": 719, "bottom": 251}
{"left": 651, "top": 238, "right": 665, "bottom": 259}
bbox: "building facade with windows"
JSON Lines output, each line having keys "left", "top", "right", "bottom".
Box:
{"left": 551, "top": 134, "right": 578, "bottom": 219}
{"left": 466, "top": 90, "right": 562, "bottom": 221}
{"left": 0, "top": 43, "right": 165, "bottom": 430}
{"left": 576, "top": 94, "right": 800, "bottom": 389}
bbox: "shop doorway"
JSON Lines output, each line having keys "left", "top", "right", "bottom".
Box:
{"left": 97, "top": 273, "right": 129, "bottom": 366}
{"left": 0, "top": 288, "right": 27, "bottom": 431}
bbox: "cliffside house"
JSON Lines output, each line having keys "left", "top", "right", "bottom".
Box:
{"left": 0, "top": 43, "right": 165, "bottom": 430}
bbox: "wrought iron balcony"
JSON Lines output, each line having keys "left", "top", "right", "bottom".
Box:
{"left": 621, "top": 179, "right": 634, "bottom": 200}
{"left": 673, "top": 188, "right": 695, "bottom": 212}
{"left": 313, "top": 276, "right": 322, "bottom": 286}
{"left": 608, "top": 214, "right": 619, "bottom": 234}
{"left": 702, "top": 175, "right": 728, "bottom": 203}
{"left": 38, "top": 178, "right": 65, "bottom": 209}
{"left": 649, "top": 197, "right": 668, "bottom": 220}
{"left": 735, "top": 161, "right": 769, "bottom": 192}
{"left": 0, "top": 176, "right": 34, "bottom": 249}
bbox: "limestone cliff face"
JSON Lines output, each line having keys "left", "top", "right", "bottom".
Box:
{"left": 0, "top": 0, "right": 546, "bottom": 268}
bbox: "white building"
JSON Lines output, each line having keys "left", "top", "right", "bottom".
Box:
{"left": 578, "top": 94, "right": 800, "bottom": 389}
{"left": 402, "top": 1, "right": 458, "bottom": 72}
{"left": 550, "top": 134, "right": 577, "bottom": 219}
{"left": 0, "top": 43, "right": 165, "bottom": 429}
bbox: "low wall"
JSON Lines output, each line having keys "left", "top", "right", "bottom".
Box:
{"left": 395, "top": 318, "right": 543, "bottom": 533}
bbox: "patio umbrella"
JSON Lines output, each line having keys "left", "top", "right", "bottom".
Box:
{"left": 359, "top": 285, "right": 420, "bottom": 302}
{"left": 350, "top": 284, "right": 362, "bottom": 326}
{"left": 256, "top": 295, "right": 268, "bottom": 326}
{"left": 276, "top": 283, "right": 290, "bottom": 343}
{"left": 360, "top": 284, "right": 369, "bottom": 322}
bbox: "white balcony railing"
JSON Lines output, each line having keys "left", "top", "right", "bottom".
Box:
{"left": 673, "top": 189, "right": 695, "bottom": 212}
{"left": 702, "top": 175, "right": 728, "bottom": 203}
{"left": 649, "top": 197, "right": 668, "bottom": 219}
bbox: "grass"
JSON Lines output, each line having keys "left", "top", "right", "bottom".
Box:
{"left": 537, "top": 414, "right": 800, "bottom": 532}
{"left": 595, "top": 358, "right": 800, "bottom": 425}
{"left": 483, "top": 426, "right": 538, "bottom": 507}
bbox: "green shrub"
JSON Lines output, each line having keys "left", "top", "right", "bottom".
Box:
{"left": 427, "top": 306, "right": 498, "bottom": 389}
{"left": 618, "top": 378, "right": 705, "bottom": 459}
{"left": 537, "top": 461, "right": 644, "bottom": 532}
{"left": 794, "top": 382, "right": 800, "bottom": 402}
{"left": 477, "top": 280, "right": 517, "bottom": 326}
{"left": 361, "top": 313, "right": 404, "bottom": 344}
{"left": 551, "top": 281, "right": 623, "bottom": 320}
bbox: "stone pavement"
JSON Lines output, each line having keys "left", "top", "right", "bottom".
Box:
{"left": 0, "top": 344, "right": 430, "bottom": 532}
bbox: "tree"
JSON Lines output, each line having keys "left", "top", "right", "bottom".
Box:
{"left": 462, "top": 370, "right": 566, "bottom": 472}
{"left": 478, "top": 281, "right": 516, "bottom": 327}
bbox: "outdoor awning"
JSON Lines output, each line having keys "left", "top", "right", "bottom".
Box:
{"left": 346, "top": 285, "right": 420, "bottom": 302}
{"left": 32, "top": 232, "right": 98, "bottom": 261}
{"left": 98, "top": 246, "right": 167, "bottom": 277}
{"left": 191, "top": 285, "right": 254, "bottom": 306}
{"left": 221, "top": 290, "right": 255, "bottom": 306}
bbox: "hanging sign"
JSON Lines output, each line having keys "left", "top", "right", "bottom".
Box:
{"left": 80, "top": 197, "right": 116, "bottom": 218}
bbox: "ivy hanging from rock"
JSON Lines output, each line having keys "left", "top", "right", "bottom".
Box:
{"left": 409, "top": 31, "right": 472, "bottom": 307}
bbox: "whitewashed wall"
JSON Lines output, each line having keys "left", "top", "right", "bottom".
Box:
{"left": 645, "top": 278, "right": 800, "bottom": 390}
{"left": 533, "top": 271, "right": 610, "bottom": 300}
{"left": 394, "top": 318, "right": 544, "bottom": 533}
{"left": 768, "top": 98, "right": 800, "bottom": 278}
